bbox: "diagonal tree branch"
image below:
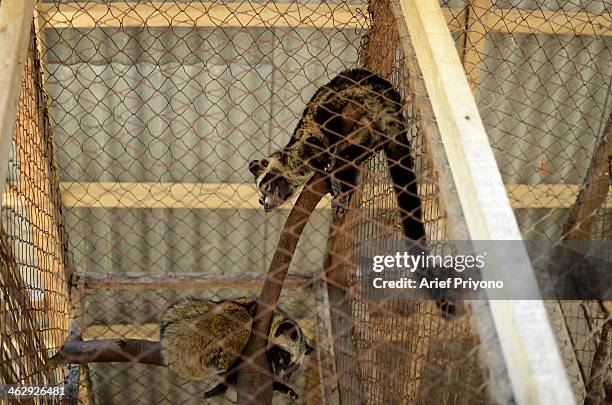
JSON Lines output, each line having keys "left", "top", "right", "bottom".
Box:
{"left": 235, "top": 173, "right": 330, "bottom": 405}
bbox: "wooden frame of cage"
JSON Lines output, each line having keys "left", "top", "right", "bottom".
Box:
{"left": 1, "top": 0, "right": 610, "bottom": 404}
{"left": 0, "top": 1, "right": 36, "bottom": 196}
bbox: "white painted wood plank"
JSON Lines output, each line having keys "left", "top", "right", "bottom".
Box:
{"left": 396, "top": 0, "right": 575, "bottom": 403}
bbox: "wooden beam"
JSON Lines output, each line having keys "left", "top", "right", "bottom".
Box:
{"left": 507, "top": 184, "right": 612, "bottom": 209}
{"left": 38, "top": 2, "right": 610, "bottom": 36}
{"left": 40, "top": 2, "right": 369, "bottom": 29}
{"left": 485, "top": 8, "right": 612, "bottom": 37}
{"left": 80, "top": 272, "right": 311, "bottom": 291}
{"left": 56, "top": 181, "right": 331, "bottom": 210}
{"left": 38, "top": 2, "right": 467, "bottom": 32}
{"left": 2, "top": 182, "right": 605, "bottom": 210}
{"left": 0, "top": 0, "right": 36, "bottom": 203}
{"left": 397, "top": 0, "right": 575, "bottom": 404}
{"left": 389, "top": 1, "right": 511, "bottom": 401}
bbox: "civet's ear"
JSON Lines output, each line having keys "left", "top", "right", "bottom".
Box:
{"left": 305, "top": 343, "right": 315, "bottom": 355}
{"left": 249, "top": 159, "right": 268, "bottom": 176}
{"left": 249, "top": 160, "right": 261, "bottom": 176}
{"left": 275, "top": 321, "right": 296, "bottom": 338}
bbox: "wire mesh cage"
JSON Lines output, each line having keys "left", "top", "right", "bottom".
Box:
{"left": 0, "top": 22, "right": 71, "bottom": 391}
{"left": 0, "top": 0, "right": 610, "bottom": 404}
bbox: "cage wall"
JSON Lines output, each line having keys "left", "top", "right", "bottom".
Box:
{"left": 0, "top": 0, "right": 607, "bottom": 404}
{"left": 0, "top": 24, "right": 70, "bottom": 390}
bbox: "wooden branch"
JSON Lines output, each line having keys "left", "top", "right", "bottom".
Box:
{"left": 235, "top": 173, "right": 329, "bottom": 405}
{"left": 49, "top": 336, "right": 162, "bottom": 366}
{"left": 562, "top": 113, "right": 611, "bottom": 240}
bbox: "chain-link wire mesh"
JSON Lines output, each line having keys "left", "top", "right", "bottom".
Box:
{"left": 0, "top": 23, "right": 71, "bottom": 391}
{"left": 0, "top": 0, "right": 609, "bottom": 404}
{"left": 454, "top": 1, "right": 611, "bottom": 404}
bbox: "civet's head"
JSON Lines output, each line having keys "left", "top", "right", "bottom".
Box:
{"left": 267, "top": 313, "right": 314, "bottom": 380}
{"left": 249, "top": 154, "right": 295, "bottom": 212}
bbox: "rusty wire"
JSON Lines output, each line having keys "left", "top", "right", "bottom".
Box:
{"left": 0, "top": 1, "right": 610, "bottom": 404}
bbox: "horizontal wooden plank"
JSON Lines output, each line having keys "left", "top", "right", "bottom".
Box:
{"left": 506, "top": 184, "right": 612, "bottom": 209}
{"left": 62, "top": 182, "right": 612, "bottom": 209}
{"left": 38, "top": 2, "right": 468, "bottom": 31}
{"left": 80, "top": 272, "right": 311, "bottom": 291}
{"left": 57, "top": 181, "right": 332, "bottom": 209}
{"left": 5, "top": 182, "right": 611, "bottom": 210}
{"left": 39, "top": 2, "right": 369, "bottom": 29}
{"left": 486, "top": 8, "right": 612, "bottom": 37}
{"left": 38, "top": 2, "right": 610, "bottom": 36}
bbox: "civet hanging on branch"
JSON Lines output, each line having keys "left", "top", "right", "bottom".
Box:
{"left": 249, "top": 68, "right": 422, "bottom": 240}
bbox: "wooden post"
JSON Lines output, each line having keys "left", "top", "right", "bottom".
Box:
{"left": 360, "top": 0, "right": 398, "bottom": 78}
{"left": 0, "top": 0, "right": 36, "bottom": 200}
{"left": 65, "top": 281, "right": 87, "bottom": 403}
{"left": 395, "top": 0, "right": 575, "bottom": 403}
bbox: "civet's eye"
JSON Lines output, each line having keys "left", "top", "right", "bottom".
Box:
{"left": 261, "top": 160, "right": 269, "bottom": 168}
{"left": 281, "top": 350, "right": 291, "bottom": 364}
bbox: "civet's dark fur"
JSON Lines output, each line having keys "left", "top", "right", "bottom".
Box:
{"left": 160, "top": 297, "right": 313, "bottom": 399}
{"left": 249, "top": 68, "right": 424, "bottom": 240}
{"left": 250, "top": 69, "right": 456, "bottom": 317}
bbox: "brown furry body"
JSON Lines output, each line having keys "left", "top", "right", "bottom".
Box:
{"left": 160, "top": 297, "right": 313, "bottom": 399}
{"left": 160, "top": 297, "right": 254, "bottom": 381}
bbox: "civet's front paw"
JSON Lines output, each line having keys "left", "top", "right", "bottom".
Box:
{"left": 330, "top": 179, "right": 350, "bottom": 216}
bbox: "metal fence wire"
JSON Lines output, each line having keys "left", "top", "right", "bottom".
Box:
{"left": 0, "top": 0, "right": 610, "bottom": 404}
{"left": 0, "top": 23, "right": 71, "bottom": 393}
